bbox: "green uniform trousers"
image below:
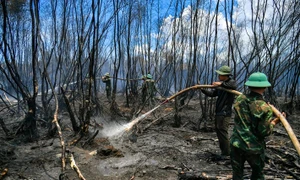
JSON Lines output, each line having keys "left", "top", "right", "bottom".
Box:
{"left": 215, "top": 116, "right": 230, "bottom": 156}
{"left": 230, "top": 145, "right": 265, "bottom": 180}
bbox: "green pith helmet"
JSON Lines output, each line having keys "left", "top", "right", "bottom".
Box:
{"left": 245, "top": 72, "right": 271, "bottom": 87}
{"left": 215, "top": 66, "right": 232, "bottom": 75}
{"left": 146, "top": 74, "right": 152, "bottom": 79}
{"left": 104, "top": 73, "right": 110, "bottom": 77}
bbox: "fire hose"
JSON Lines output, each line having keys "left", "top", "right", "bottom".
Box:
{"left": 126, "top": 84, "right": 300, "bottom": 156}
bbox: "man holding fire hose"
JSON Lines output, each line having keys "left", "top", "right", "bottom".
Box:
{"left": 230, "top": 72, "right": 286, "bottom": 179}
{"left": 141, "top": 74, "right": 156, "bottom": 105}
{"left": 200, "top": 65, "right": 237, "bottom": 158}
{"left": 102, "top": 73, "right": 111, "bottom": 102}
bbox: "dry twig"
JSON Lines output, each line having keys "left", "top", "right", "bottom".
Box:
{"left": 67, "top": 151, "right": 86, "bottom": 180}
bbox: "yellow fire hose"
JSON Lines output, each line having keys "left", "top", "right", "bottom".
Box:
{"left": 127, "top": 84, "right": 300, "bottom": 156}
{"left": 125, "top": 85, "right": 216, "bottom": 131}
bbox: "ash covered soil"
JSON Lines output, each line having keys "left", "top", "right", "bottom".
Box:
{"left": 0, "top": 94, "right": 300, "bottom": 180}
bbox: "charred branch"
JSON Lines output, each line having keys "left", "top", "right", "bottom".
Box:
{"left": 66, "top": 150, "right": 86, "bottom": 180}
{"left": 82, "top": 130, "right": 99, "bottom": 148}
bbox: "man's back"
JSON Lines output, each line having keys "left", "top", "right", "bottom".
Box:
{"left": 231, "top": 92, "right": 273, "bottom": 153}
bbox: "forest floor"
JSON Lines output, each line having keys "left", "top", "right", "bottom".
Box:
{"left": 0, "top": 93, "right": 300, "bottom": 180}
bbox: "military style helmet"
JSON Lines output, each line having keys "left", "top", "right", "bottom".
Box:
{"left": 141, "top": 75, "right": 146, "bottom": 79}
{"left": 215, "top": 65, "right": 232, "bottom": 75}
{"left": 245, "top": 72, "right": 271, "bottom": 87}
{"left": 104, "top": 72, "right": 110, "bottom": 77}
{"left": 146, "top": 74, "right": 152, "bottom": 79}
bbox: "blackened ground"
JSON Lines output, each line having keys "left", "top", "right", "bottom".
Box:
{"left": 0, "top": 94, "right": 299, "bottom": 180}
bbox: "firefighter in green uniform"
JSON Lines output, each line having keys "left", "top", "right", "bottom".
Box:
{"left": 141, "top": 75, "right": 147, "bottom": 103}
{"left": 146, "top": 74, "right": 156, "bottom": 103}
{"left": 141, "top": 73, "right": 156, "bottom": 104}
{"left": 102, "top": 73, "right": 111, "bottom": 102}
{"left": 230, "top": 72, "right": 286, "bottom": 180}
{"left": 201, "top": 65, "right": 237, "bottom": 157}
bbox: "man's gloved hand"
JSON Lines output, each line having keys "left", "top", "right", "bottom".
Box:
{"left": 212, "top": 82, "right": 221, "bottom": 86}
{"left": 271, "top": 111, "right": 286, "bottom": 126}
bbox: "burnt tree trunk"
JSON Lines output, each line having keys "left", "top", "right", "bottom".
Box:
{"left": 16, "top": 97, "right": 38, "bottom": 141}
{"left": 61, "top": 87, "right": 80, "bottom": 132}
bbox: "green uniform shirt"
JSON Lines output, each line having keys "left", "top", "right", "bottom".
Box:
{"left": 146, "top": 79, "right": 155, "bottom": 97}
{"left": 230, "top": 91, "right": 274, "bottom": 154}
{"left": 102, "top": 77, "right": 111, "bottom": 90}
